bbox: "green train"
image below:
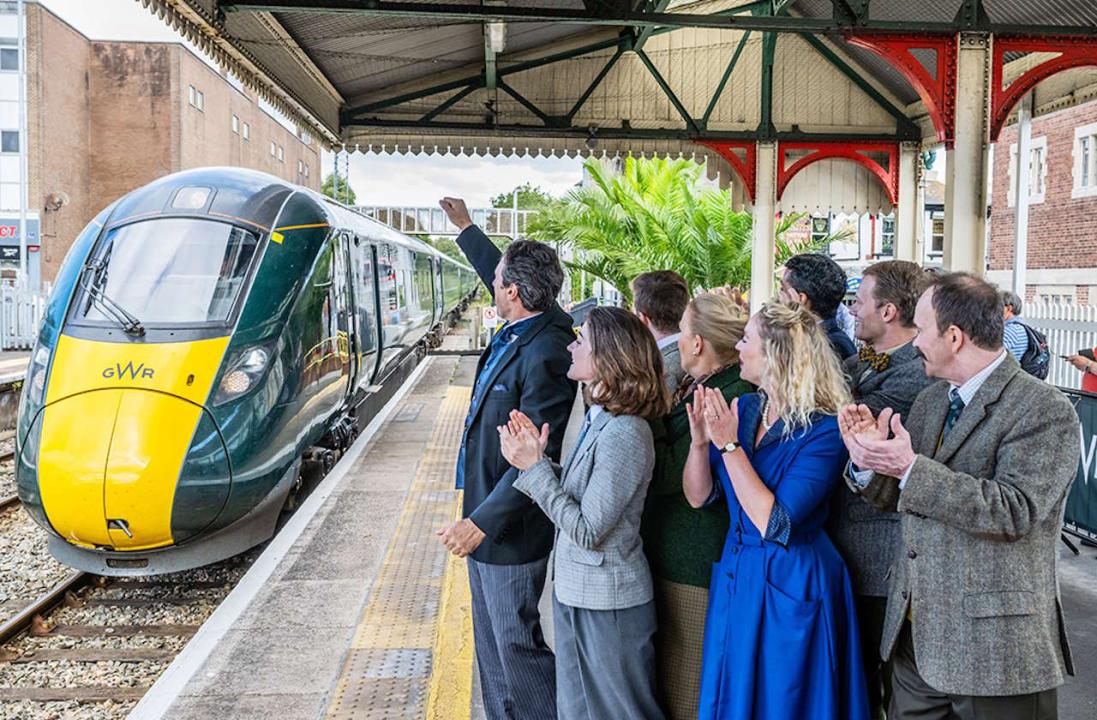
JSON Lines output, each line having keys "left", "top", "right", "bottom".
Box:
{"left": 15, "top": 167, "right": 477, "bottom": 575}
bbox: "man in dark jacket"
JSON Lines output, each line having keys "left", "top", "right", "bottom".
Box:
{"left": 780, "top": 252, "right": 856, "bottom": 360}
{"left": 437, "top": 197, "right": 576, "bottom": 720}
{"left": 828, "top": 260, "right": 933, "bottom": 719}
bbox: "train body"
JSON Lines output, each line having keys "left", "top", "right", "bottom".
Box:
{"left": 15, "top": 167, "right": 477, "bottom": 575}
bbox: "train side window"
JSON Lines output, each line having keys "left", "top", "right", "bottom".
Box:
{"left": 313, "top": 241, "right": 334, "bottom": 288}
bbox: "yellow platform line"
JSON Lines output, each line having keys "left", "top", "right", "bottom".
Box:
{"left": 325, "top": 383, "right": 474, "bottom": 719}
{"left": 425, "top": 497, "right": 474, "bottom": 720}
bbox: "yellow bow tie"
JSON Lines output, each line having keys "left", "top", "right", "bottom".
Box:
{"left": 858, "top": 345, "right": 891, "bottom": 372}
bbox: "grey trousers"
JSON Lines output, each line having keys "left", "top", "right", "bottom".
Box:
{"left": 553, "top": 595, "right": 666, "bottom": 720}
{"left": 890, "top": 621, "right": 1058, "bottom": 720}
{"left": 467, "top": 556, "right": 556, "bottom": 720}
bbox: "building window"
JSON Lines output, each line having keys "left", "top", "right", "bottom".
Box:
{"left": 929, "top": 213, "right": 945, "bottom": 257}
{"left": 298, "top": 128, "right": 311, "bottom": 146}
{"left": 1, "top": 131, "right": 17, "bottom": 153}
{"left": 1007, "top": 135, "right": 1047, "bottom": 206}
{"left": 1073, "top": 123, "right": 1097, "bottom": 199}
{"left": 880, "top": 216, "right": 895, "bottom": 257}
{"left": 0, "top": 47, "right": 17, "bottom": 71}
{"left": 298, "top": 161, "right": 309, "bottom": 178}
{"left": 242, "top": 122, "right": 250, "bottom": 141}
{"left": 277, "top": 145, "right": 284, "bottom": 162}
{"left": 270, "top": 140, "right": 277, "bottom": 157}
{"left": 232, "top": 115, "right": 239, "bottom": 134}
{"left": 188, "top": 85, "right": 204, "bottom": 111}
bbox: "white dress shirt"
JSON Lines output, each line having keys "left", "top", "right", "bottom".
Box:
{"left": 656, "top": 333, "right": 681, "bottom": 351}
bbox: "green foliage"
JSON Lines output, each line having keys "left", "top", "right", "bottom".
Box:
{"left": 321, "top": 172, "right": 357, "bottom": 205}
{"left": 527, "top": 157, "right": 845, "bottom": 305}
{"left": 491, "top": 183, "right": 556, "bottom": 210}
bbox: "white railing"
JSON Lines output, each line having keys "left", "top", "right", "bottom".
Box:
{"left": 354, "top": 205, "right": 536, "bottom": 239}
{"left": 1024, "top": 302, "right": 1097, "bottom": 391}
{"left": 0, "top": 281, "right": 47, "bottom": 350}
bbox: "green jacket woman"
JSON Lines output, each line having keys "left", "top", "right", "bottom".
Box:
{"left": 641, "top": 293, "right": 753, "bottom": 720}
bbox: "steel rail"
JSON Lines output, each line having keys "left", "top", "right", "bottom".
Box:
{"left": 0, "top": 571, "right": 91, "bottom": 645}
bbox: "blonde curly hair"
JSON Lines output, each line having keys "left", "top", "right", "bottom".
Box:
{"left": 756, "top": 301, "right": 851, "bottom": 431}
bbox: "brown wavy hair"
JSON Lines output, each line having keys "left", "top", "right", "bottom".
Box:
{"left": 584, "top": 306, "right": 671, "bottom": 419}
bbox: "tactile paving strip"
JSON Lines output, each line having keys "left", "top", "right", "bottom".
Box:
{"left": 326, "top": 380, "right": 472, "bottom": 719}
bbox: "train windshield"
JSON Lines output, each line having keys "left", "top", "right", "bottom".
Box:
{"left": 77, "top": 218, "right": 258, "bottom": 326}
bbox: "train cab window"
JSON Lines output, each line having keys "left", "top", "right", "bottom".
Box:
{"left": 75, "top": 219, "right": 258, "bottom": 326}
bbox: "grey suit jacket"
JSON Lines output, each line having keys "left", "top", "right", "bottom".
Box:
{"left": 661, "top": 341, "right": 686, "bottom": 398}
{"left": 855, "top": 355, "right": 1079, "bottom": 696}
{"left": 829, "top": 341, "right": 934, "bottom": 597}
{"left": 513, "top": 410, "right": 655, "bottom": 611}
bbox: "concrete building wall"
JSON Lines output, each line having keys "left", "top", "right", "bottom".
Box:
{"left": 989, "top": 100, "right": 1097, "bottom": 304}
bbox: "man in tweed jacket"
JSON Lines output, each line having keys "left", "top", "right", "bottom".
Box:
{"left": 841, "top": 273, "right": 1078, "bottom": 720}
{"left": 829, "top": 261, "right": 933, "bottom": 719}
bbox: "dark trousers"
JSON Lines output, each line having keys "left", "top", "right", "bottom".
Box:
{"left": 856, "top": 595, "right": 892, "bottom": 720}
{"left": 890, "top": 621, "right": 1058, "bottom": 720}
{"left": 468, "top": 556, "right": 556, "bottom": 720}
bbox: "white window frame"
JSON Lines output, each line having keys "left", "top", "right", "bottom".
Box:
{"left": 277, "top": 145, "right": 284, "bottom": 162}
{"left": 195, "top": 89, "right": 204, "bottom": 111}
{"left": 1007, "top": 135, "right": 1048, "bottom": 207}
{"left": 232, "top": 114, "right": 239, "bottom": 134}
{"left": 242, "top": 122, "right": 250, "bottom": 141}
{"left": 188, "top": 85, "right": 195, "bottom": 106}
{"left": 1073, "top": 122, "right": 1097, "bottom": 199}
{"left": 270, "top": 140, "right": 277, "bottom": 157}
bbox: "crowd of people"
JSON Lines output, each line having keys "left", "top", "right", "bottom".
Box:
{"left": 435, "top": 196, "right": 1083, "bottom": 720}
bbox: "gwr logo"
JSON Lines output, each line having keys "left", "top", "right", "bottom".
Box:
{"left": 102, "top": 362, "right": 155, "bottom": 380}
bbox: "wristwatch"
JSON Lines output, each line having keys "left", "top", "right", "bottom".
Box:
{"left": 721, "top": 440, "right": 740, "bottom": 455}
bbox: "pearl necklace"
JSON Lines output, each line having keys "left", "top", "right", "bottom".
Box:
{"left": 761, "top": 396, "right": 775, "bottom": 432}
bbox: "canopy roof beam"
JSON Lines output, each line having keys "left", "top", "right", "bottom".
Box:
{"left": 221, "top": 2, "right": 1097, "bottom": 36}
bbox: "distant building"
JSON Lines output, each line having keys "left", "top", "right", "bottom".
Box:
{"left": 989, "top": 98, "right": 1097, "bottom": 304}
{"left": 6, "top": 2, "right": 320, "bottom": 285}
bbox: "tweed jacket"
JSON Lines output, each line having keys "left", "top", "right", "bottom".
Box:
{"left": 514, "top": 410, "right": 656, "bottom": 611}
{"left": 829, "top": 341, "right": 934, "bottom": 597}
{"left": 660, "top": 341, "right": 686, "bottom": 398}
{"left": 854, "top": 355, "right": 1079, "bottom": 696}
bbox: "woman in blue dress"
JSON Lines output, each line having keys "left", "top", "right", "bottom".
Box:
{"left": 684, "top": 301, "right": 869, "bottom": 720}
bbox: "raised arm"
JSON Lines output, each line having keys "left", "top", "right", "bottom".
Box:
{"left": 440, "top": 197, "right": 501, "bottom": 293}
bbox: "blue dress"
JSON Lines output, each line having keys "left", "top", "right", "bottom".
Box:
{"left": 698, "top": 393, "right": 869, "bottom": 720}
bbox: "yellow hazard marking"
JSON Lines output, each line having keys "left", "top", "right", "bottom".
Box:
{"left": 326, "top": 380, "right": 474, "bottom": 719}
{"left": 38, "top": 334, "right": 230, "bottom": 549}
{"left": 270, "top": 231, "right": 284, "bottom": 244}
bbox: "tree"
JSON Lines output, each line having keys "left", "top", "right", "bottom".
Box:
{"left": 527, "top": 156, "right": 847, "bottom": 305}
{"left": 491, "top": 183, "right": 555, "bottom": 210}
{"left": 321, "top": 172, "right": 357, "bottom": 205}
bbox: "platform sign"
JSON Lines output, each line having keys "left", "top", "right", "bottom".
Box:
{"left": 482, "top": 305, "right": 499, "bottom": 329}
{"left": 1065, "top": 388, "right": 1097, "bottom": 542}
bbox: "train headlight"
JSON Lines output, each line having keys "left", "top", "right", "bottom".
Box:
{"left": 27, "top": 344, "right": 52, "bottom": 406}
{"left": 213, "top": 346, "right": 271, "bottom": 406}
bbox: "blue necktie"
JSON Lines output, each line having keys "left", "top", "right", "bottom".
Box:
{"left": 456, "top": 324, "right": 519, "bottom": 490}
{"left": 942, "top": 389, "right": 965, "bottom": 438}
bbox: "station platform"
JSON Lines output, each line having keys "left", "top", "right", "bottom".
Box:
{"left": 126, "top": 353, "right": 1097, "bottom": 720}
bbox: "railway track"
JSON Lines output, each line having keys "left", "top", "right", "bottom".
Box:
{"left": 0, "top": 554, "right": 256, "bottom": 716}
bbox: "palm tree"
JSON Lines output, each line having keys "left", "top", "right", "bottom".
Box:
{"left": 529, "top": 156, "right": 847, "bottom": 304}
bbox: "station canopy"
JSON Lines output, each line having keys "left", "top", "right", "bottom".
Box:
{"left": 144, "top": 0, "right": 1097, "bottom": 213}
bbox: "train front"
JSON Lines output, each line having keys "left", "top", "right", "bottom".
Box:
{"left": 15, "top": 169, "right": 302, "bottom": 575}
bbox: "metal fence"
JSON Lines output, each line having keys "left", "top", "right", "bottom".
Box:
{"left": 1024, "top": 302, "right": 1097, "bottom": 391}
{"left": 0, "top": 281, "right": 47, "bottom": 350}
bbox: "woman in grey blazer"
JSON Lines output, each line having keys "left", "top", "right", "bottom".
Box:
{"left": 500, "top": 306, "right": 670, "bottom": 720}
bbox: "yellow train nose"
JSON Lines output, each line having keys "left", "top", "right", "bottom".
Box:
{"left": 36, "top": 388, "right": 214, "bottom": 550}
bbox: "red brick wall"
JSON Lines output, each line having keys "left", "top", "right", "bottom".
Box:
{"left": 989, "top": 101, "right": 1097, "bottom": 290}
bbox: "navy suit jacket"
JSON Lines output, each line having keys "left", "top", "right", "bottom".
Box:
{"left": 457, "top": 225, "right": 577, "bottom": 565}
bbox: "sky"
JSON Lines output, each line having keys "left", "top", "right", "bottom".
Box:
{"left": 40, "top": 0, "right": 587, "bottom": 208}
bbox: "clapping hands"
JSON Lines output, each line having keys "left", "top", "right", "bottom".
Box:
{"left": 685, "top": 386, "right": 739, "bottom": 449}
{"left": 838, "top": 403, "right": 917, "bottom": 478}
{"left": 498, "top": 410, "right": 549, "bottom": 471}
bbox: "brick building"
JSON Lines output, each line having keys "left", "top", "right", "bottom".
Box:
{"left": 11, "top": 2, "right": 320, "bottom": 285}
{"left": 989, "top": 100, "right": 1097, "bottom": 305}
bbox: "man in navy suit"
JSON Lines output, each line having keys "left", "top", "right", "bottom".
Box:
{"left": 437, "top": 197, "right": 576, "bottom": 720}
